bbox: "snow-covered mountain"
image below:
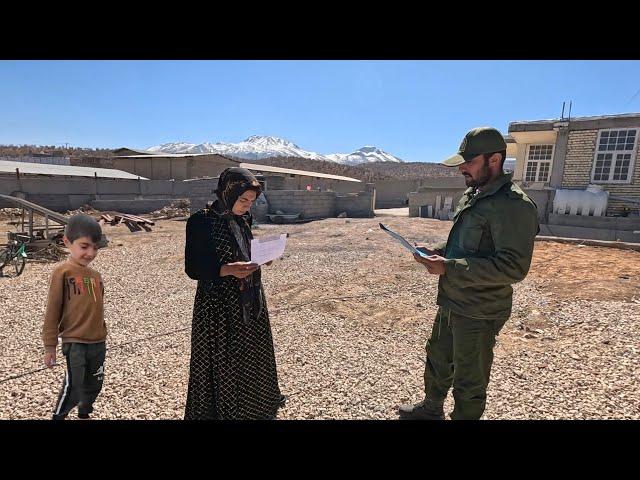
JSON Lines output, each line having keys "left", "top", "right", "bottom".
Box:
{"left": 326, "top": 146, "right": 403, "bottom": 165}
{"left": 147, "top": 135, "right": 327, "bottom": 161}
{"left": 146, "top": 136, "right": 404, "bottom": 165}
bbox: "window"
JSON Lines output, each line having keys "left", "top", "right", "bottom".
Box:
{"left": 591, "top": 129, "right": 637, "bottom": 183}
{"left": 524, "top": 144, "right": 554, "bottom": 182}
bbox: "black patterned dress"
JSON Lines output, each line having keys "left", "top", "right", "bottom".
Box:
{"left": 184, "top": 205, "right": 282, "bottom": 419}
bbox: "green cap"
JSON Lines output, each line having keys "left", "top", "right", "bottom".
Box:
{"left": 441, "top": 126, "right": 507, "bottom": 167}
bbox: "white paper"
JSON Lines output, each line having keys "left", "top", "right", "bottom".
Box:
{"left": 379, "top": 223, "right": 428, "bottom": 258}
{"left": 250, "top": 234, "right": 287, "bottom": 266}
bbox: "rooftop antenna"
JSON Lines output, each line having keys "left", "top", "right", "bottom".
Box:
{"left": 568, "top": 101, "right": 572, "bottom": 121}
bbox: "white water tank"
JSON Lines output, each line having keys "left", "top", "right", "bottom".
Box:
{"left": 553, "top": 185, "right": 609, "bottom": 216}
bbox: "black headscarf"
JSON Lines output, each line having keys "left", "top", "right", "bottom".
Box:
{"left": 213, "top": 167, "right": 263, "bottom": 324}
{"left": 214, "top": 167, "right": 262, "bottom": 216}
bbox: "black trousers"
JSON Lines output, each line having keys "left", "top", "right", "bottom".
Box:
{"left": 52, "top": 342, "right": 106, "bottom": 419}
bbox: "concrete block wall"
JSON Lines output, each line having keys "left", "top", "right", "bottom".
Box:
{"left": 264, "top": 191, "right": 336, "bottom": 219}
{"left": 521, "top": 188, "right": 554, "bottom": 222}
{"left": 1, "top": 175, "right": 372, "bottom": 219}
{"left": 335, "top": 192, "right": 374, "bottom": 218}
{"left": 562, "top": 130, "right": 598, "bottom": 189}
{"left": 408, "top": 185, "right": 551, "bottom": 222}
{"left": 408, "top": 187, "right": 467, "bottom": 217}
{"left": 539, "top": 224, "right": 640, "bottom": 243}
{"left": 547, "top": 213, "right": 640, "bottom": 231}
{"left": 91, "top": 199, "right": 182, "bottom": 214}
{"left": 375, "top": 177, "right": 466, "bottom": 209}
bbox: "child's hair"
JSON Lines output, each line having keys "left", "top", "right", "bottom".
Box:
{"left": 64, "top": 214, "right": 102, "bottom": 244}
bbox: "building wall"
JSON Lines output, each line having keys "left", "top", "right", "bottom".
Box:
{"left": 408, "top": 185, "right": 551, "bottom": 222}
{"left": 187, "top": 157, "right": 236, "bottom": 180}
{"left": 336, "top": 192, "right": 375, "bottom": 218}
{"left": 107, "top": 155, "right": 236, "bottom": 180}
{"left": 511, "top": 130, "right": 559, "bottom": 185}
{"left": 1, "top": 176, "right": 373, "bottom": 218}
{"left": 263, "top": 190, "right": 374, "bottom": 219}
{"left": 562, "top": 129, "right": 640, "bottom": 215}
{"left": 408, "top": 187, "right": 467, "bottom": 217}
{"left": 264, "top": 191, "right": 337, "bottom": 219}
{"left": 375, "top": 177, "right": 466, "bottom": 209}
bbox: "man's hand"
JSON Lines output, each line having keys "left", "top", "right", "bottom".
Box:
{"left": 413, "top": 242, "right": 441, "bottom": 257}
{"left": 220, "top": 262, "right": 259, "bottom": 279}
{"left": 44, "top": 350, "right": 56, "bottom": 368}
{"left": 413, "top": 253, "right": 446, "bottom": 275}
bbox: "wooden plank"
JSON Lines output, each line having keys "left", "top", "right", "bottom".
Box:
{"left": 122, "top": 214, "right": 155, "bottom": 226}
{"left": 123, "top": 220, "right": 142, "bottom": 232}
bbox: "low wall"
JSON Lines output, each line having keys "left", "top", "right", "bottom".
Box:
{"left": 265, "top": 191, "right": 336, "bottom": 219}
{"left": 408, "top": 187, "right": 467, "bottom": 217}
{"left": 548, "top": 213, "right": 640, "bottom": 231}
{"left": 0, "top": 175, "right": 373, "bottom": 219}
{"left": 408, "top": 185, "right": 552, "bottom": 222}
{"left": 336, "top": 192, "right": 375, "bottom": 218}
{"left": 522, "top": 189, "right": 554, "bottom": 222}
{"left": 91, "top": 199, "right": 183, "bottom": 214}
{"left": 375, "top": 177, "right": 466, "bottom": 209}
{"left": 539, "top": 224, "right": 640, "bottom": 243}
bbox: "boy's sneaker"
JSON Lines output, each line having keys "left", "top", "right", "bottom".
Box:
{"left": 77, "top": 413, "right": 90, "bottom": 419}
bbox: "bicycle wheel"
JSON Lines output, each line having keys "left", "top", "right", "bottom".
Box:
{"left": 11, "top": 253, "right": 26, "bottom": 277}
{"left": 0, "top": 253, "right": 25, "bottom": 278}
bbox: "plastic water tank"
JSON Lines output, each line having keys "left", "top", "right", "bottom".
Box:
{"left": 553, "top": 185, "right": 609, "bottom": 216}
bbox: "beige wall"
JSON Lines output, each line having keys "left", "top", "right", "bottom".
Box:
{"left": 187, "top": 157, "right": 236, "bottom": 179}
{"left": 110, "top": 155, "right": 237, "bottom": 180}
{"left": 511, "top": 130, "right": 558, "bottom": 186}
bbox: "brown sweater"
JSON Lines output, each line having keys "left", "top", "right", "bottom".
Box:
{"left": 42, "top": 259, "right": 106, "bottom": 351}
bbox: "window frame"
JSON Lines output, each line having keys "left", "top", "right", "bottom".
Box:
{"left": 524, "top": 144, "right": 554, "bottom": 183}
{"left": 590, "top": 128, "right": 638, "bottom": 184}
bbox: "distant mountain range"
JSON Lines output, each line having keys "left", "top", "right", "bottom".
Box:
{"left": 147, "top": 135, "right": 404, "bottom": 165}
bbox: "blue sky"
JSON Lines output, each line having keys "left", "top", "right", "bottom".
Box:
{"left": 1, "top": 60, "right": 639, "bottom": 162}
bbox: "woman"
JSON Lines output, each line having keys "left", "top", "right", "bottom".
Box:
{"left": 184, "top": 167, "right": 284, "bottom": 419}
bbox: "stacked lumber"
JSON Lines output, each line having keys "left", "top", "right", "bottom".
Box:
{"left": 99, "top": 213, "right": 154, "bottom": 232}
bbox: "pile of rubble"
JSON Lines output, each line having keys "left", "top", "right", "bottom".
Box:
{"left": 150, "top": 199, "right": 191, "bottom": 219}
{"left": 99, "top": 213, "right": 154, "bottom": 232}
{"left": 65, "top": 205, "right": 101, "bottom": 216}
{"left": 27, "top": 243, "right": 68, "bottom": 263}
{"left": 0, "top": 208, "right": 22, "bottom": 221}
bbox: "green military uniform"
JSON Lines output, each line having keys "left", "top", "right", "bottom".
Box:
{"left": 405, "top": 127, "right": 539, "bottom": 420}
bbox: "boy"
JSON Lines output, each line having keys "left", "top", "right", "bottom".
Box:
{"left": 42, "top": 214, "right": 107, "bottom": 420}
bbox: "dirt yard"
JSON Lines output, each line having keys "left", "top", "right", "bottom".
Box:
{"left": 1, "top": 214, "right": 638, "bottom": 419}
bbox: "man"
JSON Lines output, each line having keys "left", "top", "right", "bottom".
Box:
{"left": 399, "top": 126, "right": 539, "bottom": 420}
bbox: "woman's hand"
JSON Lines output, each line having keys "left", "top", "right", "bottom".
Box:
{"left": 220, "top": 262, "right": 259, "bottom": 279}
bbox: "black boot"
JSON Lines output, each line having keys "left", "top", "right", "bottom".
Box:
{"left": 398, "top": 399, "right": 445, "bottom": 420}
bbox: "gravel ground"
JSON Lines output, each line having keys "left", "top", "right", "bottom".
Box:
{"left": 1, "top": 216, "right": 638, "bottom": 420}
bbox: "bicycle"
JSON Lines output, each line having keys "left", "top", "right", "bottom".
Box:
{"left": 0, "top": 234, "right": 29, "bottom": 278}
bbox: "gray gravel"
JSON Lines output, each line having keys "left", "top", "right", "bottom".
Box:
{"left": 1, "top": 217, "right": 638, "bottom": 419}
